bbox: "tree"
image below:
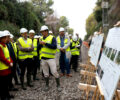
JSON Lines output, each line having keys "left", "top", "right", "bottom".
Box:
{"left": 85, "top": 13, "right": 97, "bottom": 40}
{"left": 67, "top": 28, "right": 74, "bottom": 35}
{"left": 59, "top": 16, "right": 69, "bottom": 28}
{"left": 31, "top": 0, "right": 54, "bottom": 23}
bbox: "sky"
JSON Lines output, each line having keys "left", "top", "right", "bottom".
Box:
{"left": 52, "top": 0, "right": 97, "bottom": 39}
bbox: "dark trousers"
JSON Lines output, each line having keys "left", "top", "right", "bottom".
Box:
{"left": 70, "top": 55, "right": 79, "bottom": 72}
{"left": 19, "top": 58, "right": 33, "bottom": 85}
{"left": 9, "top": 62, "right": 19, "bottom": 89}
{"left": 33, "top": 56, "right": 39, "bottom": 79}
{"left": 0, "top": 75, "right": 10, "bottom": 100}
{"left": 60, "top": 52, "right": 70, "bottom": 74}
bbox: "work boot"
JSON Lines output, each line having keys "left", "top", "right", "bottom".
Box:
{"left": 27, "top": 80, "right": 34, "bottom": 87}
{"left": 44, "top": 77, "right": 49, "bottom": 92}
{"left": 20, "top": 77, "right": 27, "bottom": 90}
{"left": 56, "top": 78, "right": 62, "bottom": 92}
{"left": 27, "top": 75, "right": 34, "bottom": 87}
{"left": 22, "top": 84, "right": 27, "bottom": 90}
{"left": 33, "top": 76, "right": 39, "bottom": 81}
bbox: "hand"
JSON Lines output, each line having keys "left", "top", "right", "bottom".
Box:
{"left": 75, "top": 45, "right": 80, "bottom": 48}
{"left": 28, "top": 47, "right": 33, "bottom": 51}
{"left": 10, "top": 63, "right": 13, "bottom": 67}
{"left": 60, "top": 48, "right": 65, "bottom": 52}
{"left": 40, "top": 41, "right": 46, "bottom": 45}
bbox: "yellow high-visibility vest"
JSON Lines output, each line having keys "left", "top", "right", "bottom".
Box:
{"left": 40, "top": 35, "right": 56, "bottom": 59}
{"left": 0, "top": 44, "right": 10, "bottom": 70}
{"left": 18, "top": 37, "right": 33, "bottom": 60}
{"left": 71, "top": 40, "right": 80, "bottom": 55}
{"left": 56, "top": 36, "right": 70, "bottom": 52}
{"left": 11, "top": 42, "right": 17, "bottom": 58}
{"left": 32, "top": 39, "right": 38, "bottom": 56}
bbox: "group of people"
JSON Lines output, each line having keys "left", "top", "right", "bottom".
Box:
{"left": 0, "top": 25, "right": 82, "bottom": 100}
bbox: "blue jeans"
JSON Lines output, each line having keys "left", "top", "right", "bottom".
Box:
{"left": 59, "top": 52, "right": 70, "bottom": 74}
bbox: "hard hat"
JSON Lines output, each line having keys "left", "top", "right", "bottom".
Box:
{"left": 4, "top": 30, "right": 11, "bottom": 36}
{"left": 40, "top": 25, "right": 49, "bottom": 31}
{"left": 49, "top": 31, "right": 53, "bottom": 34}
{"left": 69, "top": 34, "right": 72, "bottom": 37}
{"left": 94, "top": 31, "right": 98, "bottom": 36}
{"left": 20, "top": 28, "right": 28, "bottom": 34}
{"left": 34, "top": 35, "right": 39, "bottom": 39}
{"left": 29, "top": 30, "right": 35, "bottom": 34}
{"left": 38, "top": 35, "right": 41, "bottom": 38}
{"left": 72, "top": 36, "right": 78, "bottom": 42}
{"left": 0, "top": 31, "right": 7, "bottom": 38}
{"left": 59, "top": 27, "right": 65, "bottom": 32}
{"left": 10, "top": 34, "right": 14, "bottom": 38}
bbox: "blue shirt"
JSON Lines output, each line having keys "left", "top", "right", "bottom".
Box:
{"left": 60, "top": 36, "right": 65, "bottom": 47}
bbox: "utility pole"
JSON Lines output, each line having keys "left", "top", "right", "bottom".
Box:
{"left": 101, "top": 0, "right": 109, "bottom": 38}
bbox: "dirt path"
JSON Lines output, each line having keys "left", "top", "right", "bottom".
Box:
{"left": 11, "top": 44, "right": 89, "bottom": 100}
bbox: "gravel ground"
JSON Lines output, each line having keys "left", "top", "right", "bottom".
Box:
{"left": 10, "top": 44, "right": 89, "bottom": 100}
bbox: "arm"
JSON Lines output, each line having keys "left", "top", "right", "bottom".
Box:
{"left": 0, "top": 47, "right": 12, "bottom": 67}
{"left": 45, "top": 37, "right": 57, "bottom": 49}
{"left": 70, "top": 43, "right": 75, "bottom": 49}
{"left": 63, "top": 37, "right": 70, "bottom": 50}
{"left": 17, "top": 41, "right": 33, "bottom": 52}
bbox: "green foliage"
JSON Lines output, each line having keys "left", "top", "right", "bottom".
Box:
{"left": 0, "top": 20, "right": 20, "bottom": 38}
{"left": 85, "top": 1, "right": 103, "bottom": 40}
{"left": 67, "top": 28, "right": 74, "bottom": 35}
{"left": 93, "top": 6, "right": 102, "bottom": 23}
{"left": 0, "top": 4, "right": 8, "bottom": 20}
{"left": 59, "top": 16, "right": 69, "bottom": 28}
{"left": 0, "top": 0, "right": 54, "bottom": 37}
{"left": 85, "top": 13, "right": 97, "bottom": 40}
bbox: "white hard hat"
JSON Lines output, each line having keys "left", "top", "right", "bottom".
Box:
{"left": 34, "top": 35, "right": 39, "bottom": 39}
{"left": 4, "top": 30, "right": 11, "bottom": 36}
{"left": 94, "top": 31, "right": 98, "bottom": 36}
{"left": 10, "top": 34, "right": 14, "bottom": 38}
{"left": 49, "top": 30, "right": 53, "bottom": 34}
{"left": 38, "top": 35, "right": 41, "bottom": 38}
{"left": 0, "top": 31, "right": 7, "bottom": 38}
{"left": 69, "top": 34, "right": 72, "bottom": 37}
{"left": 65, "top": 32, "right": 68, "bottom": 36}
{"left": 59, "top": 27, "right": 65, "bottom": 32}
{"left": 40, "top": 25, "right": 49, "bottom": 31}
{"left": 29, "top": 30, "right": 35, "bottom": 34}
{"left": 72, "top": 36, "right": 78, "bottom": 42}
{"left": 20, "top": 28, "right": 28, "bottom": 34}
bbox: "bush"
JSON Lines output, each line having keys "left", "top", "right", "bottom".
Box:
{"left": 0, "top": 4, "right": 8, "bottom": 20}
{"left": 0, "top": 20, "right": 20, "bottom": 39}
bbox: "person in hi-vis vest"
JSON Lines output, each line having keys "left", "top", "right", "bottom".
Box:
{"left": 56, "top": 27, "right": 72, "bottom": 77}
{"left": 38, "top": 25, "right": 62, "bottom": 92}
{"left": 17, "top": 28, "right": 34, "bottom": 90}
{"left": 0, "top": 31, "right": 14, "bottom": 100}
{"left": 29, "top": 30, "right": 40, "bottom": 81}
{"left": 70, "top": 35, "right": 80, "bottom": 72}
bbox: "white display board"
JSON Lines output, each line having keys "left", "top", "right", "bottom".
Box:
{"left": 97, "top": 27, "right": 120, "bottom": 100}
{"left": 88, "top": 36, "right": 95, "bottom": 57}
{"left": 88, "top": 34, "right": 104, "bottom": 66}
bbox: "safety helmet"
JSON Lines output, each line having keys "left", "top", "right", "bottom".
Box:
{"left": 59, "top": 27, "right": 65, "bottom": 32}
{"left": 34, "top": 35, "right": 39, "bottom": 39}
{"left": 29, "top": 30, "right": 35, "bottom": 34}
{"left": 20, "top": 28, "right": 28, "bottom": 34}
{"left": 49, "top": 31, "right": 53, "bottom": 34}
{"left": 69, "top": 34, "right": 72, "bottom": 37}
{"left": 4, "top": 30, "right": 11, "bottom": 36}
{"left": 0, "top": 31, "right": 7, "bottom": 38}
{"left": 94, "top": 31, "right": 98, "bottom": 36}
{"left": 40, "top": 25, "right": 49, "bottom": 32}
{"left": 10, "top": 34, "right": 14, "bottom": 38}
{"left": 72, "top": 36, "right": 78, "bottom": 42}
